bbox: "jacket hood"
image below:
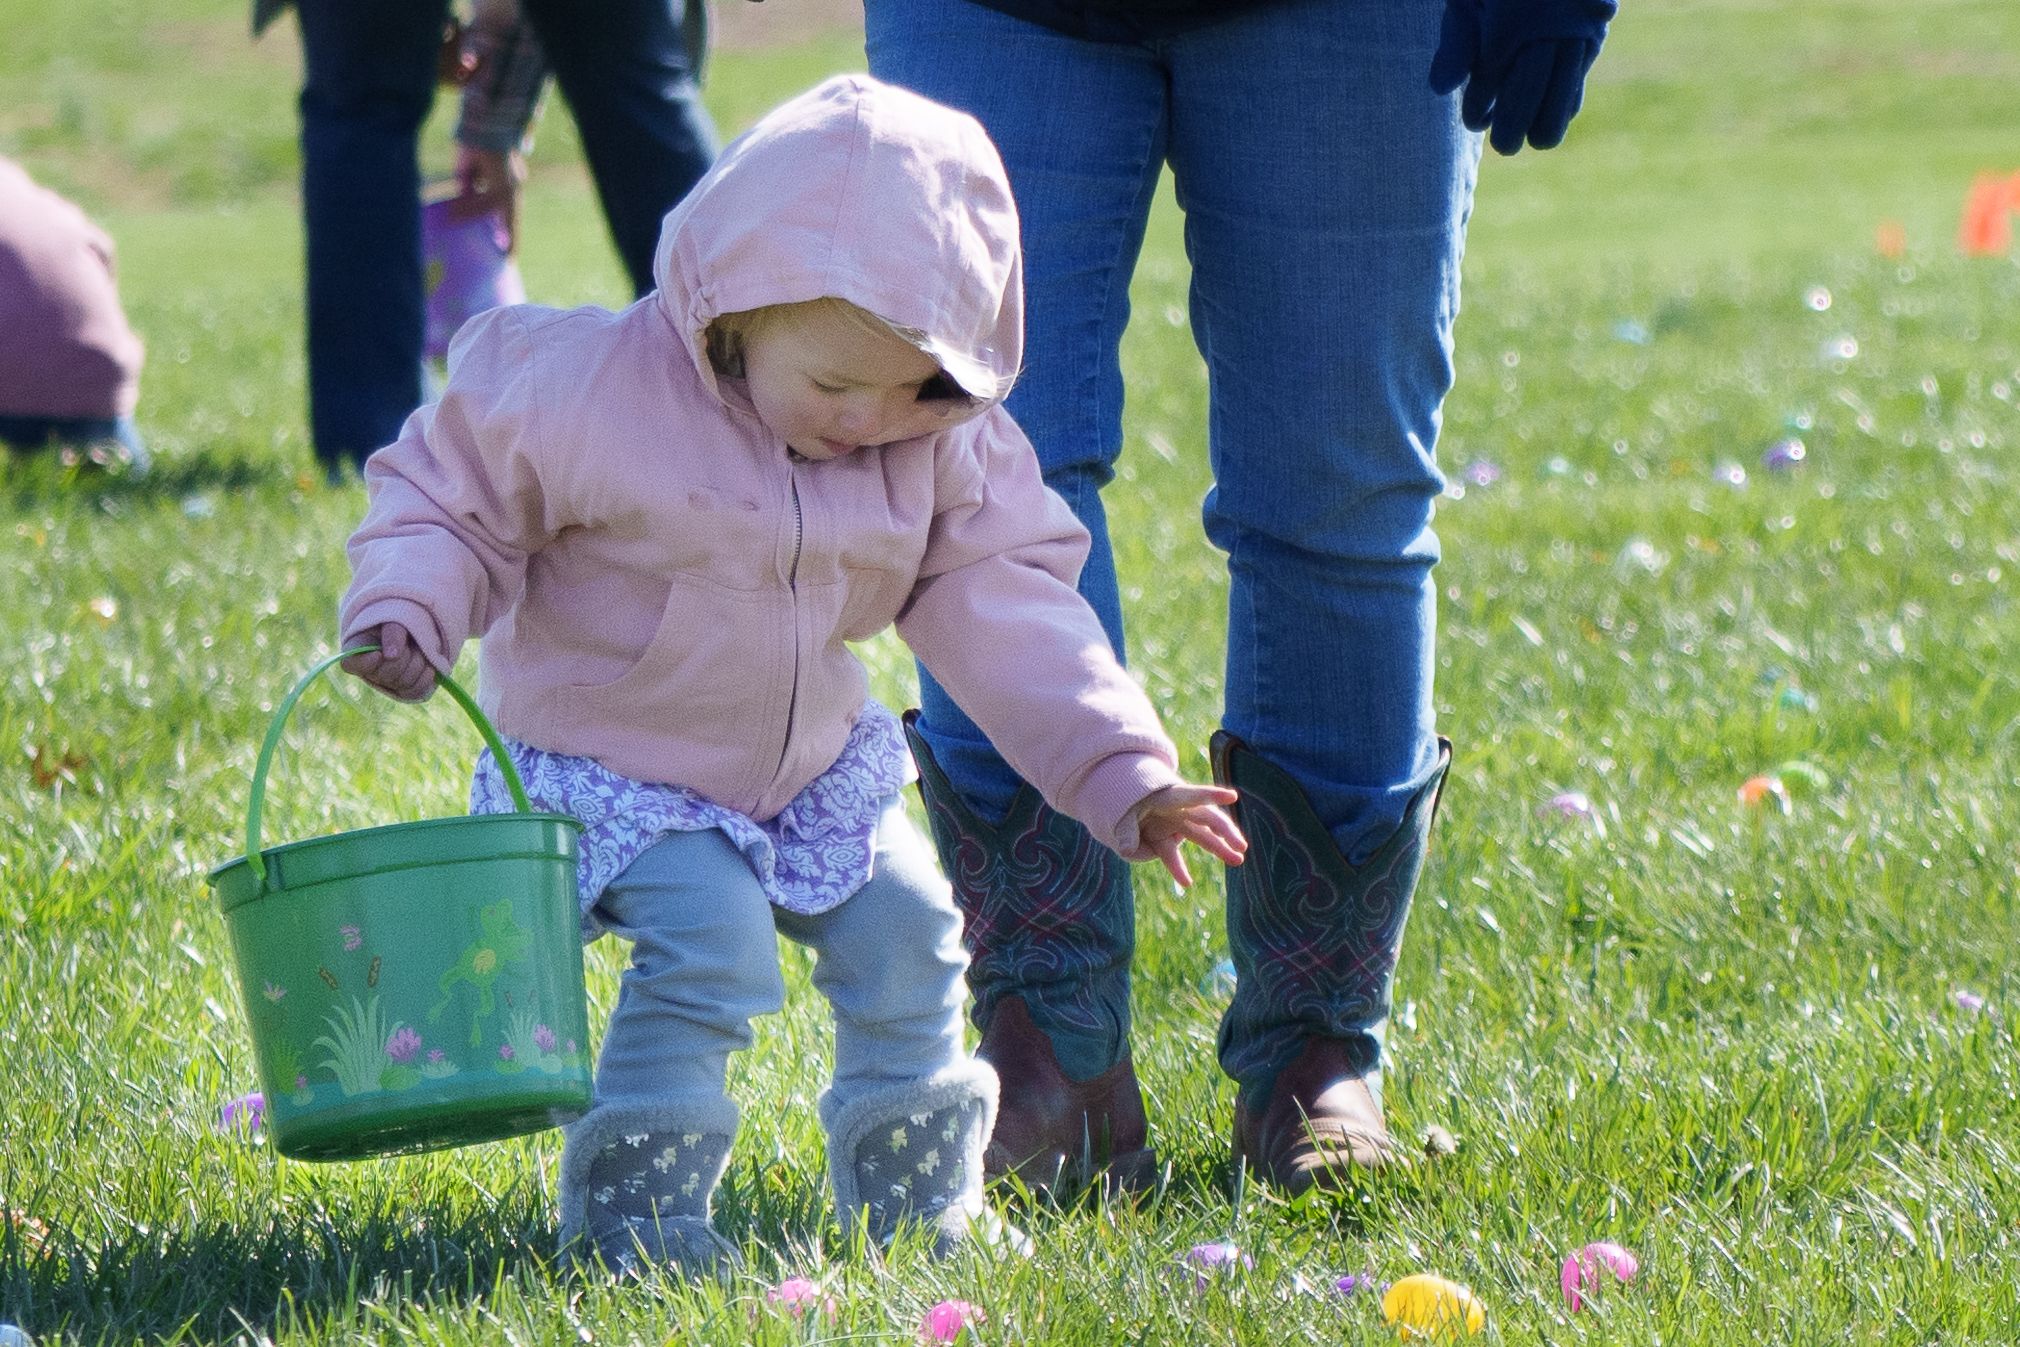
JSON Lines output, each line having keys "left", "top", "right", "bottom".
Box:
{"left": 652, "top": 74, "right": 1023, "bottom": 408}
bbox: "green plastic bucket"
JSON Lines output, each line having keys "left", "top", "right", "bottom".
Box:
{"left": 208, "top": 646, "right": 590, "bottom": 1162}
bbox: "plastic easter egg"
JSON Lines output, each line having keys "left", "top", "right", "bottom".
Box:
{"left": 0, "top": 1326, "right": 31, "bottom": 1347}
{"left": 920, "top": 1299, "right": 984, "bottom": 1343}
{"left": 1561, "top": 1240, "right": 1640, "bottom": 1311}
{"left": 1200, "top": 958, "right": 1238, "bottom": 999}
{"left": 766, "top": 1276, "right": 837, "bottom": 1319}
{"left": 1335, "top": 1272, "right": 1382, "bottom": 1297}
{"left": 1381, "top": 1274, "right": 1485, "bottom": 1340}
{"left": 1183, "top": 1240, "right": 1253, "bottom": 1288}
{"left": 1737, "top": 775, "right": 1791, "bottom": 813}
{"left": 1538, "top": 791, "right": 1593, "bottom": 821}
{"left": 1778, "top": 686, "right": 1819, "bottom": 712}
{"left": 1762, "top": 437, "right": 1806, "bottom": 471}
{"left": 215, "top": 1091, "right": 266, "bottom": 1135}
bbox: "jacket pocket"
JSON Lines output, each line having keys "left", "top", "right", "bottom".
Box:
{"left": 565, "top": 570, "right": 772, "bottom": 706}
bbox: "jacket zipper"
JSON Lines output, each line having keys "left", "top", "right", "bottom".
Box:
{"left": 771, "top": 469, "right": 804, "bottom": 793}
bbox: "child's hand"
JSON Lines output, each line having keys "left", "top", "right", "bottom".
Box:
{"left": 341, "top": 622, "right": 437, "bottom": 702}
{"left": 1131, "top": 783, "right": 1247, "bottom": 889}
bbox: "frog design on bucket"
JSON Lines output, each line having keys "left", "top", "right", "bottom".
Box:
{"left": 429, "top": 899, "right": 532, "bottom": 1048}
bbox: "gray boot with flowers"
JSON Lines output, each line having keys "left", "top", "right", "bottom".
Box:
{"left": 557, "top": 1094, "right": 742, "bottom": 1277}
{"left": 822, "top": 1061, "right": 999, "bottom": 1258}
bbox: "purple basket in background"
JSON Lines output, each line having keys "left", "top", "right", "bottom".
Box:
{"left": 423, "top": 194, "right": 526, "bottom": 362}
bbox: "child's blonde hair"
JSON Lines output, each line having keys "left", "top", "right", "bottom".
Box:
{"left": 705, "top": 298, "right": 974, "bottom": 402}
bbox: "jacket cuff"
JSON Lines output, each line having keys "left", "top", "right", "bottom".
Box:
{"left": 1071, "top": 751, "right": 1183, "bottom": 860}
{"left": 340, "top": 597, "right": 454, "bottom": 673}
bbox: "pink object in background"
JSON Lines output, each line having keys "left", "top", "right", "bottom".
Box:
{"left": 423, "top": 194, "right": 526, "bottom": 362}
{"left": 919, "top": 1300, "right": 984, "bottom": 1343}
{"left": 215, "top": 1091, "right": 265, "bottom": 1135}
{"left": 1182, "top": 1241, "right": 1254, "bottom": 1288}
{"left": 1560, "top": 1241, "right": 1639, "bottom": 1311}
{"left": 766, "top": 1277, "right": 838, "bottom": 1319}
{"left": 1538, "top": 790, "right": 1594, "bottom": 821}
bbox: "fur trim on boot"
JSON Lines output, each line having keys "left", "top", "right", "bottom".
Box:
{"left": 821, "top": 1060, "right": 998, "bottom": 1258}
{"left": 557, "top": 1093, "right": 742, "bottom": 1277}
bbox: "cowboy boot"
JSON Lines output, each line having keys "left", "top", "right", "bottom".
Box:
{"left": 1213, "top": 732, "right": 1452, "bottom": 1194}
{"left": 557, "top": 1093, "right": 742, "bottom": 1277}
{"left": 822, "top": 1060, "right": 999, "bottom": 1257}
{"left": 903, "top": 712, "right": 1155, "bottom": 1192}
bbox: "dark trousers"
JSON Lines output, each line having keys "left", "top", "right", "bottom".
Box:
{"left": 0, "top": 414, "right": 148, "bottom": 472}
{"left": 296, "top": 0, "right": 715, "bottom": 469}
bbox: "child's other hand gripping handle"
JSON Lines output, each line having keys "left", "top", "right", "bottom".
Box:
{"left": 1131, "top": 783, "right": 1247, "bottom": 890}
{"left": 340, "top": 622, "right": 439, "bottom": 702}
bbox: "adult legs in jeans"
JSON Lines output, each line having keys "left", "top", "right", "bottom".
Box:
{"left": 870, "top": 4, "right": 1167, "bottom": 1189}
{"left": 296, "top": 0, "right": 446, "bottom": 474}
{"left": 776, "top": 800, "right": 997, "bottom": 1254}
{"left": 517, "top": 0, "right": 718, "bottom": 298}
{"left": 1168, "top": 0, "right": 1474, "bottom": 1186}
{"left": 297, "top": 0, "right": 715, "bottom": 474}
{"left": 869, "top": 0, "right": 1478, "bottom": 1189}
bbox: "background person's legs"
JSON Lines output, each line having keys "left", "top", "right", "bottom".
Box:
{"left": 520, "top": 0, "right": 718, "bottom": 298}
{"left": 0, "top": 415, "right": 148, "bottom": 473}
{"left": 296, "top": 0, "right": 446, "bottom": 474}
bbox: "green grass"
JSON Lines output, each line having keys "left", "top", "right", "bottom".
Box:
{"left": 5, "top": 0, "right": 2020, "bottom": 1341}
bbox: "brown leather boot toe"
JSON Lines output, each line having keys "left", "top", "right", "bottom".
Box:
{"left": 1232, "top": 1038, "right": 1403, "bottom": 1195}
{"left": 980, "top": 996, "right": 1158, "bottom": 1193}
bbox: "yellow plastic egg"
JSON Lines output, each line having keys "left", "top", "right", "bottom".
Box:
{"left": 1381, "top": 1274, "right": 1486, "bottom": 1340}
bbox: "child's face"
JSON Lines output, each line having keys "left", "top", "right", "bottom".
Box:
{"left": 740, "top": 305, "right": 961, "bottom": 461}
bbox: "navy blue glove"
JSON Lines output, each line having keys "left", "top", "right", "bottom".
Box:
{"left": 1428, "top": 0, "right": 1617, "bottom": 155}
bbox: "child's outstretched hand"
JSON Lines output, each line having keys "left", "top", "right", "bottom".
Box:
{"left": 340, "top": 622, "right": 437, "bottom": 702}
{"left": 1131, "top": 783, "right": 1247, "bottom": 889}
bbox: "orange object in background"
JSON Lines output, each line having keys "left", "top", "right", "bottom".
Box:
{"left": 1738, "top": 774, "right": 1792, "bottom": 813}
{"left": 1874, "top": 218, "right": 1906, "bottom": 259}
{"left": 1958, "top": 171, "right": 2020, "bottom": 256}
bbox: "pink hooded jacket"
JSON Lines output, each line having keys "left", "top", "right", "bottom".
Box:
{"left": 340, "top": 75, "right": 1183, "bottom": 857}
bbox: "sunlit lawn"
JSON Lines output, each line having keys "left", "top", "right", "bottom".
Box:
{"left": 3, "top": 0, "right": 2018, "bottom": 1341}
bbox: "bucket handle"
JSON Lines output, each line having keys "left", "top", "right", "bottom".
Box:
{"left": 242, "top": 644, "right": 534, "bottom": 888}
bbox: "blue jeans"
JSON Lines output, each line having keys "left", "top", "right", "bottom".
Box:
{"left": 296, "top": 0, "right": 715, "bottom": 469}
{"left": 868, "top": 0, "right": 1477, "bottom": 863}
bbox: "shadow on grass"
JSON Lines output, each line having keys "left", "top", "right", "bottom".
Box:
{"left": 2, "top": 445, "right": 312, "bottom": 510}
{"left": 0, "top": 1203, "right": 551, "bottom": 1340}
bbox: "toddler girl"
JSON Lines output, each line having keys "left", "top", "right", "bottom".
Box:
{"left": 339, "top": 74, "right": 1244, "bottom": 1273}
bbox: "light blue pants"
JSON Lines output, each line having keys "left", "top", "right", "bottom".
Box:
{"left": 590, "top": 799, "right": 969, "bottom": 1117}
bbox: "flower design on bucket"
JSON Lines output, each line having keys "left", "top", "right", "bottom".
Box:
{"left": 385, "top": 1027, "right": 422, "bottom": 1064}
{"left": 340, "top": 924, "right": 363, "bottom": 952}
